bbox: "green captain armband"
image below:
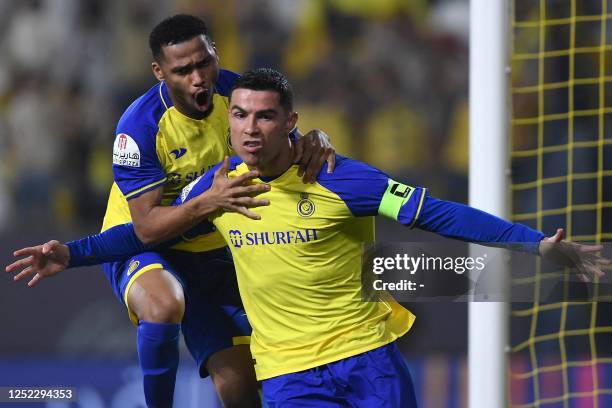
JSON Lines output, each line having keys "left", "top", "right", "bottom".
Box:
{"left": 378, "top": 179, "right": 416, "bottom": 221}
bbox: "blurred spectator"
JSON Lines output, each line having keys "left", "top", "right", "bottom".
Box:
{"left": 5, "top": 73, "right": 62, "bottom": 224}
{"left": 5, "top": 0, "right": 61, "bottom": 75}
{"left": 0, "top": 0, "right": 472, "bottom": 227}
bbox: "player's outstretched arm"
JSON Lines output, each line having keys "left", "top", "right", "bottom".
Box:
{"left": 539, "top": 228, "right": 611, "bottom": 282}
{"left": 414, "top": 198, "right": 610, "bottom": 279}
{"left": 129, "top": 157, "right": 270, "bottom": 245}
{"left": 316, "top": 156, "right": 610, "bottom": 282}
{"left": 5, "top": 240, "right": 69, "bottom": 287}
{"left": 292, "top": 129, "right": 335, "bottom": 183}
{"left": 6, "top": 156, "right": 273, "bottom": 284}
{"left": 6, "top": 223, "right": 154, "bottom": 287}
{"left": 407, "top": 196, "right": 611, "bottom": 281}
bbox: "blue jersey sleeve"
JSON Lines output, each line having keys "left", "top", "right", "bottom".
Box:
{"left": 174, "top": 156, "right": 243, "bottom": 238}
{"left": 112, "top": 84, "right": 167, "bottom": 200}
{"left": 415, "top": 196, "right": 545, "bottom": 247}
{"left": 316, "top": 155, "right": 427, "bottom": 226}
{"left": 66, "top": 224, "right": 151, "bottom": 267}
{"left": 215, "top": 69, "right": 240, "bottom": 97}
{"left": 66, "top": 158, "right": 241, "bottom": 267}
{"left": 317, "top": 155, "right": 544, "bottom": 248}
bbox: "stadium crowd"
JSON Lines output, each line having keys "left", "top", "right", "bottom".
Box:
{"left": 0, "top": 0, "right": 470, "bottom": 231}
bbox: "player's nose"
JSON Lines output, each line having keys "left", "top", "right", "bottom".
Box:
{"left": 244, "top": 117, "right": 259, "bottom": 135}
{"left": 191, "top": 68, "right": 207, "bottom": 87}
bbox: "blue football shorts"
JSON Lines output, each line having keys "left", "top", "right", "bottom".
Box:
{"left": 262, "top": 342, "right": 417, "bottom": 407}
{"left": 102, "top": 246, "right": 251, "bottom": 377}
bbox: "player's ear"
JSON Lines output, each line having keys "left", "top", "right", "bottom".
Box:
{"left": 207, "top": 38, "right": 220, "bottom": 63}
{"left": 286, "top": 111, "right": 298, "bottom": 133}
{"left": 152, "top": 61, "right": 164, "bottom": 82}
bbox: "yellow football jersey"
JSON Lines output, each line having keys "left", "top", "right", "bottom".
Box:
{"left": 179, "top": 155, "right": 426, "bottom": 379}
{"left": 101, "top": 70, "right": 240, "bottom": 252}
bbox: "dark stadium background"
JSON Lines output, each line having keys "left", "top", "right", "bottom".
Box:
{"left": 0, "top": 0, "right": 471, "bottom": 406}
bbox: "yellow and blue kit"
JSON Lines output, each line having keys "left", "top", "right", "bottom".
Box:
{"left": 102, "top": 69, "right": 239, "bottom": 252}
{"left": 99, "top": 69, "right": 251, "bottom": 375}
{"left": 180, "top": 156, "right": 423, "bottom": 380}
{"left": 174, "top": 155, "right": 541, "bottom": 380}
{"left": 68, "top": 154, "right": 544, "bottom": 403}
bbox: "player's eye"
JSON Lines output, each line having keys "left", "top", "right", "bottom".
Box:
{"left": 197, "top": 58, "right": 211, "bottom": 68}
{"left": 176, "top": 67, "right": 191, "bottom": 75}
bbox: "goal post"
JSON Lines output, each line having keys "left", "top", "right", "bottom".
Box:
{"left": 468, "top": 1, "right": 510, "bottom": 407}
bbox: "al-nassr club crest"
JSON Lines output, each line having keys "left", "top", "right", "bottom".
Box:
{"left": 297, "top": 193, "right": 315, "bottom": 217}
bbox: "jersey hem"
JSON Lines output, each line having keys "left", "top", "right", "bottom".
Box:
{"left": 255, "top": 319, "right": 414, "bottom": 381}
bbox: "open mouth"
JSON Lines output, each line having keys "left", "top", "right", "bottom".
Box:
{"left": 243, "top": 140, "right": 262, "bottom": 153}
{"left": 194, "top": 90, "right": 210, "bottom": 108}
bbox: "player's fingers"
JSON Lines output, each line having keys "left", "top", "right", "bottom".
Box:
{"left": 583, "top": 253, "right": 612, "bottom": 266}
{"left": 578, "top": 244, "right": 604, "bottom": 253}
{"left": 221, "top": 156, "right": 230, "bottom": 172}
{"left": 233, "top": 197, "right": 270, "bottom": 207}
{"left": 231, "top": 170, "right": 261, "bottom": 186}
{"left": 28, "top": 273, "right": 43, "bottom": 288}
{"left": 543, "top": 228, "right": 564, "bottom": 243}
{"left": 295, "top": 136, "right": 317, "bottom": 177}
{"left": 297, "top": 145, "right": 315, "bottom": 178}
{"left": 577, "top": 273, "right": 589, "bottom": 283}
{"left": 235, "top": 206, "right": 262, "bottom": 220}
{"left": 215, "top": 156, "right": 231, "bottom": 179}
{"left": 326, "top": 148, "right": 336, "bottom": 173}
{"left": 233, "top": 184, "right": 271, "bottom": 196}
{"left": 599, "top": 258, "right": 612, "bottom": 267}
{"left": 12, "top": 247, "right": 38, "bottom": 257}
{"left": 576, "top": 251, "right": 609, "bottom": 269}
{"left": 301, "top": 149, "right": 327, "bottom": 183}
{"left": 5, "top": 256, "right": 34, "bottom": 273}
{"left": 13, "top": 266, "right": 35, "bottom": 282}
{"left": 585, "top": 261, "right": 606, "bottom": 278}
{"left": 293, "top": 137, "right": 304, "bottom": 164}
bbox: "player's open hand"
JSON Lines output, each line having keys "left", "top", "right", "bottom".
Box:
{"left": 293, "top": 129, "right": 335, "bottom": 183}
{"left": 5, "top": 240, "right": 70, "bottom": 287}
{"left": 539, "top": 228, "right": 611, "bottom": 282}
{"left": 203, "top": 156, "right": 270, "bottom": 220}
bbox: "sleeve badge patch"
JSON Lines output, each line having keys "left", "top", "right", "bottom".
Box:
{"left": 113, "top": 133, "right": 141, "bottom": 167}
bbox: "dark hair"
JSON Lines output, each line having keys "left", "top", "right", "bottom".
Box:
{"left": 231, "top": 68, "right": 294, "bottom": 113}
{"left": 149, "top": 14, "right": 211, "bottom": 60}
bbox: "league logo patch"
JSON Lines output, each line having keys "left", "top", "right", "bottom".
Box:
{"left": 113, "top": 133, "right": 141, "bottom": 167}
{"left": 127, "top": 260, "right": 140, "bottom": 276}
{"left": 297, "top": 193, "right": 315, "bottom": 217}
